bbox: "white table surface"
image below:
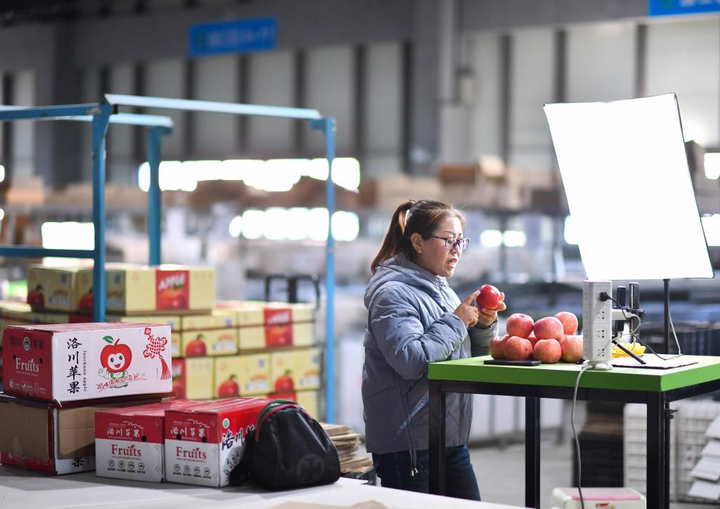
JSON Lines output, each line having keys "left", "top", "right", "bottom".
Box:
{"left": 0, "top": 466, "right": 516, "bottom": 509}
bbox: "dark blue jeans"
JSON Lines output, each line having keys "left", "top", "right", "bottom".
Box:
{"left": 372, "top": 445, "right": 481, "bottom": 501}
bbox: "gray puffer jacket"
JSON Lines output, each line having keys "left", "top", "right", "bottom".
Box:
{"left": 362, "top": 254, "right": 497, "bottom": 455}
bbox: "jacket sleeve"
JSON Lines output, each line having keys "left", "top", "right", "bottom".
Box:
{"left": 469, "top": 320, "right": 498, "bottom": 357}
{"left": 369, "top": 284, "right": 467, "bottom": 380}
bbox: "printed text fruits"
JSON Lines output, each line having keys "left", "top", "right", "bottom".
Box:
{"left": 533, "top": 339, "right": 562, "bottom": 364}
{"left": 79, "top": 288, "right": 94, "bottom": 311}
{"left": 561, "top": 334, "right": 584, "bottom": 363}
{"left": 504, "top": 336, "right": 533, "bottom": 361}
{"left": 274, "top": 370, "right": 295, "bottom": 392}
{"left": 218, "top": 375, "right": 240, "bottom": 398}
{"left": 555, "top": 311, "right": 579, "bottom": 335}
{"left": 489, "top": 334, "right": 510, "bottom": 360}
{"left": 27, "top": 285, "right": 45, "bottom": 310}
{"left": 533, "top": 316, "right": 565, "bottom": 341}
{"left": 506, "top": 313, "right": 534, "bottom": 338}
{"left": 185, "top": 335, "right": 207, "bottom": 357}
{"left": 100, "top": 336, "right": 133, "bottom": 373}
{"left": 476, "top": 284, "right": 501, "bottom": 310}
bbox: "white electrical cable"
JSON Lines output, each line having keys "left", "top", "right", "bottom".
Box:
{"left": 571, "top": 364, "right": 592, "bottom": 509}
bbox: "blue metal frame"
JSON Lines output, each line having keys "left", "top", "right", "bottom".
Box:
{"left": 105, "top": 95, "right": 338, "bottom": 423}
{"left": 0, "top": 102, "right": 173, "bottom": 322}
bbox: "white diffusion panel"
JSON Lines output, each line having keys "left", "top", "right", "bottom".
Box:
{"left": 544, "top": 94, "right": 712, "bottom": 280}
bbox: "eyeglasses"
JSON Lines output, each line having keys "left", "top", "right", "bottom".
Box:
{"left": 428, "top": 236, "right": 470, "bottom": 251}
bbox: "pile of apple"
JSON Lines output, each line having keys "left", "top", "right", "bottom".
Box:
{"left": 490, "top": 312, "right": 584, "bottom": 364}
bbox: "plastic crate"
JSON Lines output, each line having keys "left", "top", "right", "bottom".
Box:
{"left": 674, "top": 400, "right": 720, "bottom": 503}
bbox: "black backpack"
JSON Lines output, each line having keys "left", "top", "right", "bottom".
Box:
{"left": 229, "top": 400, "right": 341, "bottom": 490}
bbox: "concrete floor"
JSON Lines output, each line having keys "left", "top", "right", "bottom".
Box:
{"left": 364, "top": 438, "right": 716, "bottom": 508}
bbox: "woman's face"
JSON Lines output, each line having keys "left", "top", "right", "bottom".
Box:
{"left": 412, "top": 216, "right": 464, "bottom": 278}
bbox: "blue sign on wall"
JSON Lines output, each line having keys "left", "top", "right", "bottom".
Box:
{"left": 189, "top": 17, "right": 277, "bottom": 57}
{"left": 649, "top": 0, "right": 720, "bottom": 17}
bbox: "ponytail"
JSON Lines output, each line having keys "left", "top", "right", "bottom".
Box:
{"left": 370, "top": 199, "right": 466, "bottom": 274}
{"left": 370, "top": 200, "right": 415, "bottom": 274}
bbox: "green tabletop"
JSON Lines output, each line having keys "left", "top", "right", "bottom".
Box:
{"left": 428, "top": 355, "right": 720, "bottom": 392}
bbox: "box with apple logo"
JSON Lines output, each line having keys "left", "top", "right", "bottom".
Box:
{"left": 172, "top": 357, "right": 214, "bottom": 400}
{"left": 26, "top": 265, "right": 87, "bottom": 312}
{"left": 0, "top": 393, "right": 166, "bottom": 475}
{"left": 214, "top": 354, "right": 270, "bottom": 398}
{"left": 110, "top": 315, "right": 182, "bottom": 358}
{"left": 76, "top": 264, "right": 216, "bottom": 315}
{"left": 164, "top": 397, "right": 270, "bottom": 487}
{"left": 3, "top": 322, "right": 173, "bottom": 402}
{"left": 95, "top": 399, "right": 205, "bottom": 482}
{"left": 270, "top": 347, "right": 322, "bottom": 393}
{"left": 180, "top": 311, "right": 238, "bottom": 358}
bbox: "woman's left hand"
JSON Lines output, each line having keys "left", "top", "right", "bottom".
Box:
{"left": 477, "top": 292, "right": 506, "bottom": 326}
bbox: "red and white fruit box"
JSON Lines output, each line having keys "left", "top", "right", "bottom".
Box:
{"left": 95, "top": 399, "right": 205, "bottom": 483}
{"left": 164, "top": 397, "right": 270, "bottom": 487}
{"left": 3, "top": 322, "right": 173, "bottom": 402}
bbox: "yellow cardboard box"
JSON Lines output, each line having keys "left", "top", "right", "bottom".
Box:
{"left": 27, "top": 266, "right": 84, "bottom": 312}
{"left": 180, "top": 310, "right": 238, "bottom": 357}
{"left": 271, "top": 348, "right": 322, "bottom": 392}
{"left": 214, "top": 354, "right": 270, "bottom": 397}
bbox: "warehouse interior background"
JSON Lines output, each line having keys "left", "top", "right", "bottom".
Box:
{"left": 2, "top": 0, "right": 720, "bottom": 506}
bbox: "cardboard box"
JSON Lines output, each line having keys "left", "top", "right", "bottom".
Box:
{"left": 27, "top": 266, "right": 84, "bottom": 312}
{"left": 3, "top": 322, "right": 173, "bottom": 402}
{"left": 172, "top": 357, "right": 214, "bottom": 400}
{"left": 214, "top": 354, "right": 270, "bottom": 397}
{"left": 268, "top": 390, "right": 320, "bottom": 420}
{"left": 164, "top": 397, "right": 269, "bottom": 487}
{"left": 271, "top": 348, "right": 322, "bottom": 392}
{"left": 180, "top": 311, "right": 238, "bottom": 357}
{"left": 95, "top": 400, "right": 204, "bottom": 482}
{"left": 0, "top": 393, "right": 164, "bottom": 475}
{"left": 78, "top": 264, "right": 216, "bottom": 315}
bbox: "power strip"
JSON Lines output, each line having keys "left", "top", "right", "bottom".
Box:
{"left": 582, "top": 280, "right": 613, "bottom": 370}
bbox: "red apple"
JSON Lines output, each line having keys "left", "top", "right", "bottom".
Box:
{"left": 489, "top": 334, "right": 510, "bottom": 360}
{"left": 506, "top": 313, "right": 534, "bottom": 338}
{"left": 218, "top": 375, "right": 240, "bottom": 398}
{"left": 555, "top": 311, "right": 578, "bottom": 335}
{"left": 533, "top": 339, "right": 562, "bottom": 364}
{"left": 560, "top": 334, "right": 584, "bottom": 363}
{"left": 274, "top": 370, "right": 295, "bottom": 392}
{"left": 534, "top": 316, "right": 565, "bottom": 341}
{"left": 504, "top": 336, "right": 533, "bottom": 361}
{"left": 476, "top": 284, "right": 501, "bottom": 310}
{"left": 527, "top": 332, "right": 539, "bottom": 348}
{"left": 185, "top": 335, "right": 207, "bottom": 357}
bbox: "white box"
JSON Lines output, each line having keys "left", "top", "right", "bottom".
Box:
{"left": 551, "top": 487, "right": 646, "bottom": 508}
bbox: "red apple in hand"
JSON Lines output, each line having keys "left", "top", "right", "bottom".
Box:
{"left": 555, "top": 311, "right": 578, "bottom": 335}
{"left": 489, "top": 334, "right": 510, "bottom": 359}
{"left": 533, "top": 339, "right": 562, "bottom": 364}
{"left": 476, "top": 284, "right": 501, "bottom": 310}
{"left": 560, "top": 334, "right": 584, "bottom": 363}
{"left": 504, "top": 336, "right": 533, "bottom": 361}
{"left": 506, "top": 313, "right": 534, "bottom": 338}
{"left": 534, "top": 317, "right": 565, "bottom": 341}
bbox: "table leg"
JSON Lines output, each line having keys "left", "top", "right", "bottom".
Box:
{"left": 526, "top": 397, "right": 540, "bottom": 508}
{"left": 429, "top": 380, "right": 446, "bottom": 496}
{"left": 647, "top": 393, "right": 668, "bottom": 509}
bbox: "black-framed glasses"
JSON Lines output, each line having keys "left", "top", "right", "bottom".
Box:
{"left": 428, "top": 236, "right": 470, "bottom": 251}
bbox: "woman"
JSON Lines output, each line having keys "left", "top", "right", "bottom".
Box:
{"left": 362, "top": 199, "right": 505, "bottom": 500}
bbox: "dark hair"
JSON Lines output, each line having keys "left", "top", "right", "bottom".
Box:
{"left": 370, "top": 199, "right": 466, "bottom": 273}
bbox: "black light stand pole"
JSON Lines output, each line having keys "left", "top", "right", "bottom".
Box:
{"left": 663, "top": 278, "right": 670, "bottom": 354}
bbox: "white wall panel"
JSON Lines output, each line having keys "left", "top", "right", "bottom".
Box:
{"left": 145, "top": 58, "right": 187, "bottom": 159}
{"left": 509, "top": 28, "right": 554, "bottom": 166}
{"left": 469, "top": 33, "right": 502, "bottom": 160}
{"left": 646, "top": 18, "right": 720, "bottom": 147}
{"left": 566, "top": 22, "right": 635, "bottom": 103}
{"left": 108, "top": 63, "right": 135, "bottom": 184}
{"left": 364, "top": 42, "right": 403, "bottom": 178}
{"left": 192, "top": 55, "right": 239, "bottom": 158}
{"left": 80, "top": 68, "right": 101, "bottom": 181}
{"left": 304, "top": 45, "right": 355, "bottom": 154}
{"left": 13, "top": 70, "right": 35, "bottom": 180}
{"left": 246, "top": 51, "right": 294, "bottom": 154}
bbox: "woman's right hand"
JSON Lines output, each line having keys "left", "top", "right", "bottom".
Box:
{"left": 455, "top": 291, "right": 481, "bottom": 327}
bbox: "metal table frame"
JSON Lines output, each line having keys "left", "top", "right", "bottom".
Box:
{"left": 429, "top": 368, "right": 720, "bottom": 508}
